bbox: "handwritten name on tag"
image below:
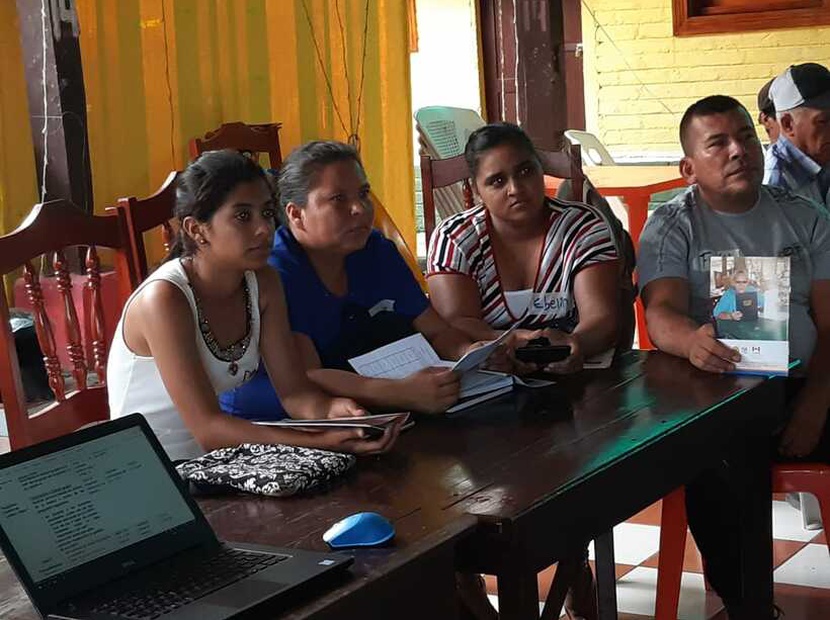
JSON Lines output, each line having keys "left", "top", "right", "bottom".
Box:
{"left": 527, "top": 292, "right": 572, "bottom": 315}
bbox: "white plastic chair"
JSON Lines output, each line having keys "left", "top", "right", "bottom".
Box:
{"left": 415, "top": 106, "right": 486, "bottom": 159}
{"left": 564, "top": 130, "right": 616, "bottom": 166}
{"left": 564, "top": 130, "right": 629, "bottom": 227}
{"left": 415, "top": 107, "right": 486, "bottom": 224}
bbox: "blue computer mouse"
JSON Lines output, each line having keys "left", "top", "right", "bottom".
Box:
{"left": 323, "top": 512, "right": 395, "bottom": 549}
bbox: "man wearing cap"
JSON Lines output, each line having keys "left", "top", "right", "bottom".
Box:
{"left": 765, "top": 63, "right": 830, "bottom": 209}
{"left": 757, "top": 78, "right": 779, "bottom": 145}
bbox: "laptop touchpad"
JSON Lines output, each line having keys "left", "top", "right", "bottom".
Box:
{"left": 203, "top": 579, "right": 288, "bottom": 607}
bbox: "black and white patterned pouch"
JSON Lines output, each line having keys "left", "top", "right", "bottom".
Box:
{"left": 175, "top": 443, "right": 356, "bottom": 497}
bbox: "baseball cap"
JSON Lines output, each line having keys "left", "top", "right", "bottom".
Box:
{"left": 770, "top": 63, "right": 830, "bottom": 112}
{"left": 757, "top": 78, "right": 775, "bottom": 116}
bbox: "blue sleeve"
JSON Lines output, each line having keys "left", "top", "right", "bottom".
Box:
{"left": 218, "top": 364, "right": 288, "bottom": 422}
{"left": 373, "top": 235, "right": 429, "bottom": 318}
{"left": 713, "top": 290, "right": 736, "bottom": 317}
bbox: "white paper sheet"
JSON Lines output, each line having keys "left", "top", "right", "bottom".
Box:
{"left": 451, "top": 324, "right": 518, "bottom": 372}
{"left": 348, "top": 334, "right": 440, "bottom": 379}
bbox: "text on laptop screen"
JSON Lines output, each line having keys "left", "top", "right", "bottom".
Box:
{"left": 0, "top": 427, "right": 195, "bottom": 584}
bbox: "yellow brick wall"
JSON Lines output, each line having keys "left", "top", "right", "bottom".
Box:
{"left": 581, "top": 0, "right": 830, "bottom": 154}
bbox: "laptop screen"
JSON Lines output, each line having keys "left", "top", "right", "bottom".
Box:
{"left": 0, "top": 425, "right": 196, "bottom": 585}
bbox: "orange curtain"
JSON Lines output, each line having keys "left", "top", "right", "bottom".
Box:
{"left": 407, "top": 0, "right": 419, "bottom": 52}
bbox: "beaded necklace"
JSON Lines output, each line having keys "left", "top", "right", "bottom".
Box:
{"left": 190, "top": 276, "right": 252, "bottom": 376}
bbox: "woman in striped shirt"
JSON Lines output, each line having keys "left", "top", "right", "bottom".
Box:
{"left": 427, "top": 122, "right": 620, "bottom": 376}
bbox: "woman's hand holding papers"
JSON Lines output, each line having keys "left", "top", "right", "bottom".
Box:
{"left": 315, "top": 420, "right": 404, "bottom": 455}
{"left": 326, "top": 397, "right": 368, "bottom": 419}
{"left": 400, "top": 367, "right": 461, "bottom": 414}
{"left": 473, "top": 340, "right": 514, "bottom": 373}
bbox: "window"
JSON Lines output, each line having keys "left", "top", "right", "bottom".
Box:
{"left": 673, "top": 0, "right": 830, "bottom": 35}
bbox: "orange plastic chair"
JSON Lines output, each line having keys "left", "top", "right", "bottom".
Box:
{"left": 772, "top": 463, "right": 830, "bottom": 534}
{"left": 0, "top": 201, "right": 133, "bottom": 449}
{"left": 655, "top": 464, "right": 830, "bottom": 619}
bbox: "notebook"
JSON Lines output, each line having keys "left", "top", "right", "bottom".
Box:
{"left": 0, "top": 414, "right": 352, "bottom": 620}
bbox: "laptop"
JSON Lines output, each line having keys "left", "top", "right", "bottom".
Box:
{"left": 736, "top": 291, "right": 759, "bottom": 321}
{"left": 0, "top": 414, "right": 353, "bottom": 620}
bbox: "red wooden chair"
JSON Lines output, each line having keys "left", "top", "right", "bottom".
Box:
{"left": 188, "top": 122, "right": 283, "bottom": 169}
{"left": 420, "top": 144, "right": 584, "bottom": 243}
{"left": 0, "top": 200, "right": 133, "bottom": 449}
{"left": 113, "top": 171, "right": 180, "bottom": 283}
{"left": 654, "top": 467, "right": 830, "bottom": 619}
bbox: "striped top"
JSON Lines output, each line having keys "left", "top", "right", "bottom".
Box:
{"left": 427, "top": 198, "right": 618, "bottom": 331}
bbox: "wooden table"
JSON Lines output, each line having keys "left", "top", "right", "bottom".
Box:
{"left": 1, "top": 351, "right": 781, "bottom": 620}
{"left": 453, "top": 351, "right": 782, "bottom": 619}
{"left": 0, "top": 481, "right": 473, "bottom": 620}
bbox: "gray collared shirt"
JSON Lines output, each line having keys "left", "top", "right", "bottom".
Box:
{"left": 639, "top": 185, "right": 830, "bottom": 367}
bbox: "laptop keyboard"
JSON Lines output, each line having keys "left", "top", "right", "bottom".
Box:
{"left": 88, "top": 547, "right": 288, "bottom": 619}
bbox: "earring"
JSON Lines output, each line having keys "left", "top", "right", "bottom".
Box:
{"left": 197, "top": 237, "right": 207, "bottom": 245}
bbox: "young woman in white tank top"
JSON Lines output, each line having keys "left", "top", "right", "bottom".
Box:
{"left": 107, "top": 150, "right": 402, "bottom": 461}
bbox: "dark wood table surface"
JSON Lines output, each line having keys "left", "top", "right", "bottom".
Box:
{"left": 453, "top": 350, "right": 783, "bottom": 619}
{"left": 1, "top": 351, "right": 783, "bottom": 620}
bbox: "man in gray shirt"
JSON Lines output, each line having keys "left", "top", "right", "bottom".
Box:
{"left": 639, "top": 95, "right": 830, "bottom": 619}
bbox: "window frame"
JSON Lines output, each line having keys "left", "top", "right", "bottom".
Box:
{"left": 673, "top": 0, "right": 830, "bottom": 36}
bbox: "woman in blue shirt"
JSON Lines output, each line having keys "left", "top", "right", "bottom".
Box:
{"left": 221, "top": 141, "right": 489, "bottom": 419}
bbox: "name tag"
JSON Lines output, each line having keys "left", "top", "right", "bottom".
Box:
{"left": 527, "top": 292, "right": 572, "bottom": 315}
{"left": 368, "top": 299, "right": 396, "bottom": 317}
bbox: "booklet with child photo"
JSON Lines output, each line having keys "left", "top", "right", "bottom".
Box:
{"left": 709, "top": 255, "right": 790, "bottom": 375}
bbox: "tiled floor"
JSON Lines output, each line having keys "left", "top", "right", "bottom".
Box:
{"left": 484, "top": 496, "right": 830, "bottom": 619}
